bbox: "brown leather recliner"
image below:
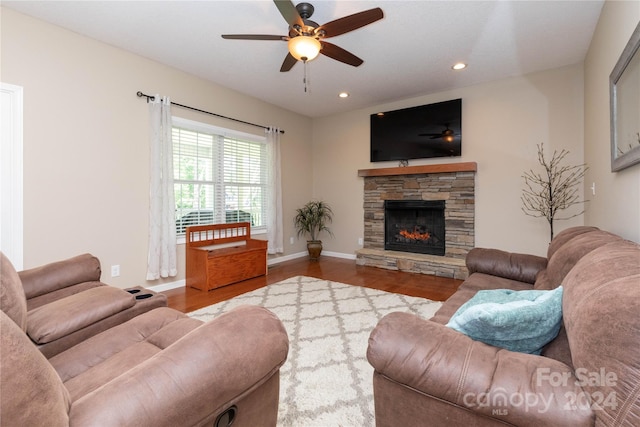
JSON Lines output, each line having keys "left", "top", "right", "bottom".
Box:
{"left": 1, "top": 252, "right": 289, "bottom": 427}
{"left": 16, "top": 253, "right": 167, "bottom": 358}
{"left": 368, "top": 227, "right": 640, "bottom": 426}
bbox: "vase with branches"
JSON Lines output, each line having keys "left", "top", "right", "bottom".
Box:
{"left": 521, "top": 143, "right": 588, "bottom": 241}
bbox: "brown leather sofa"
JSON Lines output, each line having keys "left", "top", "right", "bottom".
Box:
{"left": 1, "top": 252, "right": 289, "bottom": 427}
{"left": 367, "top": 226, "right": 639, "bottom": 426}
{"left": 17, "top": 253, "right": 167, "bottom": 357}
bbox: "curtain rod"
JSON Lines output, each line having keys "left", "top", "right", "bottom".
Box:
{"left": 136, "top": 91, "right": 284, "bottom": 134}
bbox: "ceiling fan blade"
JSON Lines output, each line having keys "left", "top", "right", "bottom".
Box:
{"left": 221, "top": 34, "right": 287, "bottom": 41}
{"left": 319, "top": 41, "right": 363, "bottom": 67}
{"left": 418, "top": 133, "right": 459, "bottom": 139}
{"left": 273, "top": 0, "right": 304, "bottom": 28}
{"left": 317, "top": 8, "right": 383, "bottom": 38}
{"left": 280, "top": 53, "right": 298, "bottom": 72}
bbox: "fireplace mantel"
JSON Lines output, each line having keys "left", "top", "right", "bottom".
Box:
{"left": 357, "top": 162, "right": 477, "bottom": 177}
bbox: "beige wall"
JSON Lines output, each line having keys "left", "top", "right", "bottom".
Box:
{"left": 1, "top": 8, "right": 313, "bottom": 287}
{"left": 584, "top": 1, "right": 640, "bottom": 243}
{"left": 313, "top": 64, "right": 586, "bottom": 257}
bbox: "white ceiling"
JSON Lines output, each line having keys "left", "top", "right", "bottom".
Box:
{"left": 4, "top": 0, "right": 604, "bottom": 118}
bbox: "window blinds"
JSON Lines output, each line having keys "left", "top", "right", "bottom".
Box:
{"left": 172, "top": 124, "right": 267, "bottom": 234}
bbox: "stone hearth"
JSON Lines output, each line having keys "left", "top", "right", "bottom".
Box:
{"left": 356, "top": 163, "right": 476, "bottom": 280}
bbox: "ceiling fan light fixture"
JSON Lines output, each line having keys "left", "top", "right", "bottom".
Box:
{"left": 288, "top": 36, "right": 321, "bottom": 62}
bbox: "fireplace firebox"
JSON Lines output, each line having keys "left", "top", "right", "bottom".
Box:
{"left": 384, "top": 200, "right": 445, "bottom": 256}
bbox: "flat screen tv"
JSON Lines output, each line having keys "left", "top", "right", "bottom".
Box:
{"left": 370, "top": 98, "right": 462, "bottom": 162}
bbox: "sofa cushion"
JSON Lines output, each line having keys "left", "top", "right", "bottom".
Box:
{"left": 562, "top": 240, "right": 640, "bottom": 426}
{"left": 26, "top": 281, "right": 103, "bottom": 311}
{"left": 446, "top": 286, "right": 563, "bottom": 354}
{"left": 19, "top": 253, "right": 101, "bottom": 299}
{"left": 50, "top": 307, "right": 202, "bottom": 401}
{"left": 0, "top": 310, "right": 70, "bottom": 426}
{"left": 535, "top": 229, "right": 622, "bottom": 290}
{"left": 0, "top": 252, "right": 27, "bottom": 331}
{"left": 540, "top": 323, "right": 573, "bottom": 367}
{"left": 27, "top": 286, "right": 136, "bottom": 344}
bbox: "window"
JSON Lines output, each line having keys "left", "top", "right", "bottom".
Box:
{"left": 172, "top": 117, "right": 267, "bottom": 235}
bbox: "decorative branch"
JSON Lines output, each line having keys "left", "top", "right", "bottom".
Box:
{"left": 617, "top": 132, "right": 640, "bottom": 155}
{"left": 521, "top": 143, "right": 588, "bottom": 241}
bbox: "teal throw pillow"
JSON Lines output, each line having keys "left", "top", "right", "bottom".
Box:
{"left": 446, "top": 286, "right": 563, "bottom": 354}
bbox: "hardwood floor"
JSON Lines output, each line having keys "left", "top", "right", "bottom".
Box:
{"left": 163, "top": 256, "right": 463, "bottom": 313}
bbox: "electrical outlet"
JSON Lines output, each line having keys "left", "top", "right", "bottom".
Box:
{"left": 290, "top": 237, "right": 295, "bottom": 245}
{"left": 111, "top": 265, "right": 120, "bottom": 277}
{"left": 358, "top": 237, "right": 364, "bottom": 246}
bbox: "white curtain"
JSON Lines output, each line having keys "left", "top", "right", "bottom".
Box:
{"left": 146, "top": 95, "right": 177, "bottom": 279}
{"left": 266, "top": 127, "right": 284, "bottom": 254}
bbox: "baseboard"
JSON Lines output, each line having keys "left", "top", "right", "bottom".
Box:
{"left": 267, "top": 251, "right": 308, "bottom": 264}
{"left": 322, "top": 251, "right": 357, "bottom": 260}
{"left": 147, "top": 250, "right": 356, "bottom": 293}
{"left": 267, "top": 250, "right": 356, "bottom": 262}
{"left": 147, "top": 279, "right": 185, "bottom": 293}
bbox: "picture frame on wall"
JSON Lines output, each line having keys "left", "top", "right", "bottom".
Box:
{"left": 610, "top": 21, "right": 640, "bottom": 172}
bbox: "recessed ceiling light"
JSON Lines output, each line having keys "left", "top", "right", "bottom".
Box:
{"left": 452, "top": 63, "right": 467, "bottom": 70}
{"left": 338, "top": 92, "right": 349, "bottom": 98}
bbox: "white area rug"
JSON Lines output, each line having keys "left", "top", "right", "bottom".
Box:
{"left": 188, "top": 275, "right": 442, "bottom": 427}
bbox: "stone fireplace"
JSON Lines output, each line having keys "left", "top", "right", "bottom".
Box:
{"left": 356, "top": 163, "right": 476, "bottom": 279}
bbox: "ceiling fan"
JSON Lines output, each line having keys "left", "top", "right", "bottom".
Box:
{"left": 221, "top": 0, "right": 384, "bottom": 72}
{"left": 419, "top": 124, "right": 460, "bottom": 143}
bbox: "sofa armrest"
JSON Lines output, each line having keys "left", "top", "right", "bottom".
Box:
{"left": 68, "top": 305, "right": 289, "bottom": 427}
{"left": 367, "top": 312, "right": 593, "bottom": 426}
{"left": 465, "top": 248, "right": 547, "bottom": 284}
{"left": 19, "top": 254, "right": 101, "bottom": 299}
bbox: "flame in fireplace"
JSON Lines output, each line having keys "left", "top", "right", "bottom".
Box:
{"left": 399, "top": 227, "right": 431, "bottom": 241}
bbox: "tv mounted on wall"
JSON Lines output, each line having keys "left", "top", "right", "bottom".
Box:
{"left": 370, "top": 98, "right": 462, "bottom": 162}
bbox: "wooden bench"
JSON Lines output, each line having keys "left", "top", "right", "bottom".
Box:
{"left": 185, "top": 222, "right": 268, "bottom": 291}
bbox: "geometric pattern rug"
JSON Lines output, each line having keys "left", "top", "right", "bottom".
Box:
{"left": 188, "top": 275, "right": 442, "bottom": 427}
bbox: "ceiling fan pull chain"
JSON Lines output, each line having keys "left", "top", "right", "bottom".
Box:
{"left": 303, "top": 60, "right": 311, "bottom": 93}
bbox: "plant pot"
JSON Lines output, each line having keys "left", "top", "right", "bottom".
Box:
{"left": 306, "top": 240, "right": 323, "bottom": 260}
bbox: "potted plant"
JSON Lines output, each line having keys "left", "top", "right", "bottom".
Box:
{"left": 294, "top": 200, "right": 334, "bottom": 260}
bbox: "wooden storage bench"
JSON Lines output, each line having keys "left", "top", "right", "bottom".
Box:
{"left": 186, "top": 222, "right": 268, "bottom": 291}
